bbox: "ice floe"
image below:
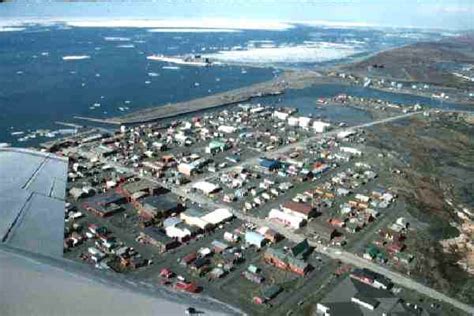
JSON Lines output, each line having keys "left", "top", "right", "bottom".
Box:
{"left": 104, "top": 36, "right": 131, "bottom": 41}
{"left": 205, "top": 42, "right": 361, "bottom": 64}
{"left": 162, "top": 66, "right": 180, "bottom": 70}
{"left": 0, "top": 26, "right": 25, "bottom": 32}
{"left": 62, "top": 55, "right": 91, "bottom": 61}
{"left": 117, "top": 44, "right": 135, "bottom": 48}
{"left": 65, "top": 19, "right": 293, "bottom": 31}
{"left": 148, "top": 28, "right": 240, "bottom": 33}
{"left": 297, "top": 20, "right": 377, "bottom": 28}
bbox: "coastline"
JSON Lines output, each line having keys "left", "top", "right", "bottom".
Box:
{"left": 89, "top": 70, "right": 326, "bottom": 125}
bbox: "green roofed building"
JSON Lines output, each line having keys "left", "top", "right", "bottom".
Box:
{"left": 206, "top": 140, "right": 228, "bottom": 154}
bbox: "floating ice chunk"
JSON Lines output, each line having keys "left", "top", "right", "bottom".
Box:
{"left": 0, "top": 27, "right": 25, "bottom": 32}
{"left": 117, "top": 44, "right": 135, "bottom": 48}
{"left": 162, "top": 66, "right": 180, "bottom": 70}
{"left": 148, "top": 28, "right": 240, "bottom": 33}
{"left": 104, "top": 36, "right": 131, "bottom": 41}
{"left": 62, "top": 55, "right": 91, "bottom": 61}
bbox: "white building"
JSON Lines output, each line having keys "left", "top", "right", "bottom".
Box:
{"left": 288, "top": 116, "right": 299, "bottom": 126}
{"left": 201, "top": 208, "right": 233, "bottom": 225}
{"left": 268, "top": 208, "right": 304, "bottom": 229}
{"left": 165, "top": 225, "right": 192, "bottom": 241}
{"left": 273, "top": 110, "right": 290, "bottom": 120}
{"left": 298, "top": 117, "right": 312, "bottom": 129}
{"left": 177, "top": 163, "right": 196, "bottom": 176}
{"left": 337, "top": 130, "right": 356, "bottom": 139}
{"left": 218, "top": 125, "right": 236, "bottom": 134}
{"left": 174, "top": 132, "right": 189, "bottom": 143}
{"left": 192, "top": 181, "right": 220, "bottom": 195}
{"left": 180, "top": 208, "right": 233, "bottom": 230}
{"left": 313, "top": 121, "right": 331, "bottom": 133}
{"left": 355, "top": 194, "right": 370, "bottom": 203}
{"left": 340, "top": 147, "right": 362, "bottom": 156}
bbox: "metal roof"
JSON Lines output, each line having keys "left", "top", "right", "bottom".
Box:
{"left": 0, "top": 148, "right": 68, "bottom": 257}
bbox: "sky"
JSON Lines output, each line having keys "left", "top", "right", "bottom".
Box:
{"left": 0, "top": 0, "right": 473, "bottom": 30}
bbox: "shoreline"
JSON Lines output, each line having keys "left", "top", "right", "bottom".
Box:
{"left": 75, "top": 68, "right": 472, "bottom": 128}
{"left": 103, "top": 70, "right": 323, "bottom": 125}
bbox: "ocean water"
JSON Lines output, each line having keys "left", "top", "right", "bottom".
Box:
{"left": 0, "top": 24, "right": 452, "bottom": 146}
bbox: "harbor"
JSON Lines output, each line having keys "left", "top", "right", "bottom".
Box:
{"left": 82, "top": 70, "right": 323, "bottom": 125}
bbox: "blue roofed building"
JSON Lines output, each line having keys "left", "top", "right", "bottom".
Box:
{"left": 259, "top": 158, "right": 281, "bottom": 171}
{"left": 245, "top": 231, "right": 266, "bottom": 248}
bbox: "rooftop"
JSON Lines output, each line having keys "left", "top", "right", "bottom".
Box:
{"left": 319, "top": 277, "right": 417, "bottom": 316}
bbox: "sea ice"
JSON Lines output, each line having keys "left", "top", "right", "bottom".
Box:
{"left": 65, "top": 19, "right": 293, "bottom": 31}
{"left": 62, "top": 55, "right": 91, "bottom": 61}
{"left": 205, "top": 42, "right": 361, "bottom": 64}
{"left": 148, "top": 28, "right": 240, "bottom": 33}
{"left": 162, "top": 66, "right": 180, "bottom": 70}
{"left": 104, "top": 36, "right": 131, "bottom": 41}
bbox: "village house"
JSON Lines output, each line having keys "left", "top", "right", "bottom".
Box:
{"left": 245, "top": 231, "right": 266, "bottom": 248}
{"left": 268, "top": 208, "right": 305, "bottom": 229}
{"left": 140, "top": 226, "right": 180, "bottom": 253}
{"left": 281, "top": 201, "right": 316, "bottom": 220}
{"left": 192, "top": 181, "right": 221, "bottom": 195}
{"left": 180, "top": 207, "right": 233, "bottom": 230}
{"left": 205, "top": 140, "right": 229, "bottom": 154}
{"left": 263, "top": 247, "right": 310, "bottom": 276}
{"left": 119, "top": 178, "right": 160, "bottom": 202}
{"left": 135, "top": 194, "right": 183, "bottom": 221}
{"left": 307, "top": 221, "right": 338, "bottom": 243}
{"left": 83, "top": 192, "right": 126, "bottom": 217}
{"left": 256, "top": 226, "right": 283, "bottom": 243}
{"left": 313, "top": 121, "right": 331, "bottom": 133}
